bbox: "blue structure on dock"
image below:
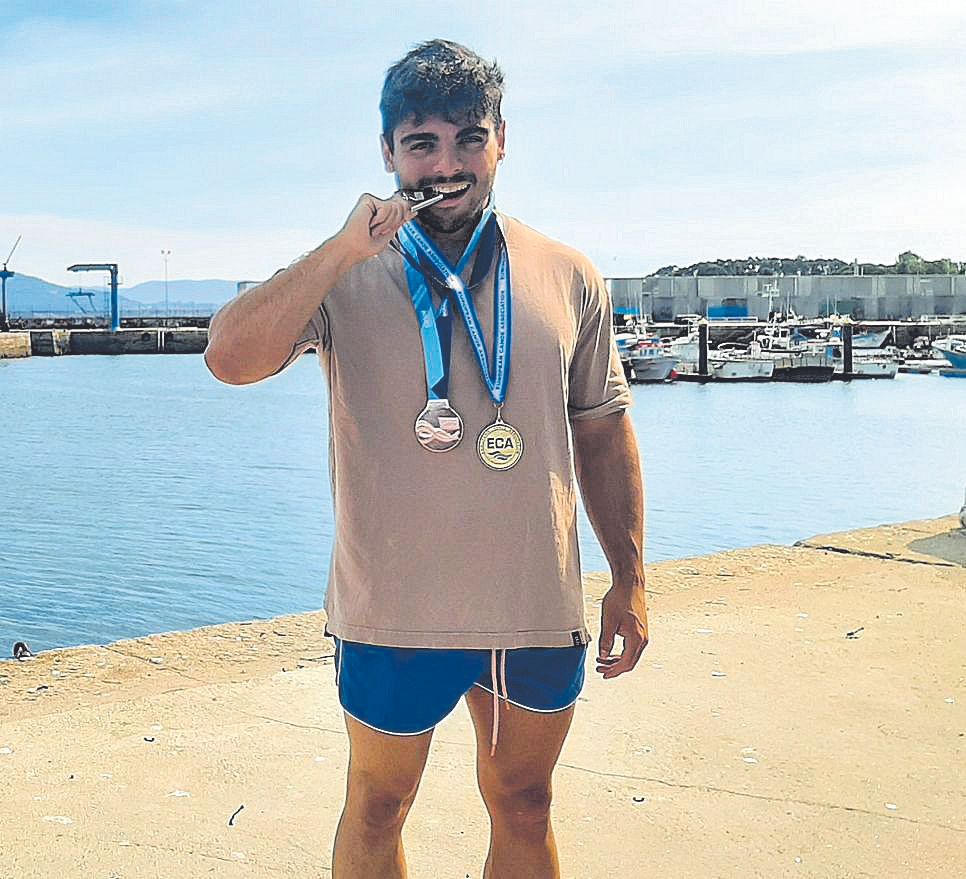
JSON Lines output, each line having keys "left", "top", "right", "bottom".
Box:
{"left": 1, "top": 236, "right": 21, "bottom": 331}
{"left": 68, "top": 263, "right": 120, "bottom": 331}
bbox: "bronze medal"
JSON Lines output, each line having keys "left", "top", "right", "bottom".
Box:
{"left": 414, "top": 399, "right": 464, "bottom": 453}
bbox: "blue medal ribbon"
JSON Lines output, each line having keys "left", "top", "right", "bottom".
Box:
{"left": 397, "top": 206, "right": 511, "bottom": 407}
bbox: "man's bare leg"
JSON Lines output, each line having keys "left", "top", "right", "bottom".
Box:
{"left": 465, "top": 686, "right": 575, "bottom": 879}
{"left": 332, "top": 713, "right": 434, "bottom": 879}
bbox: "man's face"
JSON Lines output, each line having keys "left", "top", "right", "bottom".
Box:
{"left": 382, "top": 114, "right": 506, "bottom": 235}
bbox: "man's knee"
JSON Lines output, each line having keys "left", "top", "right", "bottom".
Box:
{"left": 347, "top": 774, "right": 420, "bottom": 835}
{"left": 482, "top": 777, "right": 554, "bottom": 837}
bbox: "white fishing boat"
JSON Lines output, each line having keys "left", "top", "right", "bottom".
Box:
{"left": 822, "top": 335, "right": 898, "bottom": 379}
{"left": 614, "top": 332, "right": 639, "bottom": 363}
{"left": 669, "top": 333, "right": 774, "bottom": 381}
{"left": 628, "top": 338, "right": 677, "bottom": 383}
{"left": 667, "top": 331, "right": 699, "bottom": 364}
{"left": 831, "top": 356, "right": 899, "bottom": 379}
{"left": 614, "top": 331, "right": 641, "bottom": 381}
{"left": 710, "top": 353, "right": 775, "bottom": 381}
{"left": 755, "top": 325, "right": 835, "bottom": 382}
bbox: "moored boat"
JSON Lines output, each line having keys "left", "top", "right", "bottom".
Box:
{"left": 816, "top": 322, "right": 891, "bottom": 349}
{"left": 628, "top": 338, "right": 677, "bottom": 383}
{"left": 667, "top": 331, "right": 699, "bottom": 364}
{"left": 853, "top": 328, "right": 892, "bottom": 348}
{"left": 614, "top": 332, "right": 639, "bottom": 362}
{"left": 668, "top": 334, "right": 776, "bottom": 382}
{"left": 710, "top": 355, "right": 774, "bottom": 381}
{"left": 767, "top": 354, "right": 836, "bottom": 382}
{"left": 823, "top": 338, "right": 898, "bottom": 379}
{"left": 755, "top": 326, "right": 835, "bottom": 383}
{"left": 832, "top": 357, "right": 899, "bottom": 379}
{"left": 932, "top": 335, "right": 966, "bottom": 370}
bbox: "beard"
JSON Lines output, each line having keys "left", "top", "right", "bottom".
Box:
{"left": 415, "top": 187, "right": 491, "bottom": 236}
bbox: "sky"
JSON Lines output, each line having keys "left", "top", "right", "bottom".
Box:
{"left": 2, "top": 0, "right": 965, "bottom": 286}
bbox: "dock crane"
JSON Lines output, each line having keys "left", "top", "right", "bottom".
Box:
{"left": 1, "top": 235, "right": 21, "bottom": 331}
{"left": 67, "top": 262, "right": 120, "bottom": 331}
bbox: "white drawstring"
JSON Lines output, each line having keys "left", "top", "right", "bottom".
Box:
{"left": 489, "top": 648, "right": 511, "bottom": 757}
{"left": 501, "top": 649, "right": 509, "bottom": 714}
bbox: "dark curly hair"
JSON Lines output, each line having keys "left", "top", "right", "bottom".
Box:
{"left": 380, "top": 40, "right": 504, "bottom": 150}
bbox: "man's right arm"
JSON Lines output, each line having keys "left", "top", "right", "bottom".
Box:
{"left": 205, "top": 193, "right": 413, "bottom": 385}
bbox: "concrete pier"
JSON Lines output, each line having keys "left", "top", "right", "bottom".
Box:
{"left": 0, "top": 332, "right": 31, "bottom": 359}
{"left": 15, "top": 328, "right": 209, "bottom": 357}
{"left": 1, "top": 516, "right": 963, "bottom": 877}
{"left": 28, "top": 330, "right": 71, "bottom": 356}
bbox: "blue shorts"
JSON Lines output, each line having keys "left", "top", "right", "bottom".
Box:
{"left": 333, "top": 637, "right": 587, "bottom": 736}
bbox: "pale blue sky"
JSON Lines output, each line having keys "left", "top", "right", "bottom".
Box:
{"left": 4, "top": 1, "right": 965, "bottom": 285}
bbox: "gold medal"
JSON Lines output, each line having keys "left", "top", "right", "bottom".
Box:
{"left": 477, "top": 409, "right": 524, "bottom": 471}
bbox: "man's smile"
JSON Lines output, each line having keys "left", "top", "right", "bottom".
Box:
{"left": 420, "top": 179, "right": 475, "bottom": 207}
{"left": 433, "top": 181, "right": 472, "bottom": 197}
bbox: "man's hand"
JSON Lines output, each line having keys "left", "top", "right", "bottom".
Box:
{"left": 596, "top": 582, "right": 649, "bottom": 679}
{"left": 335, "top": 193, "right": 415, "bottom": 265}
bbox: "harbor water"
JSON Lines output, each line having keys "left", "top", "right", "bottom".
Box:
{"left": 1, "top": 354, "right": 962, "bottom": 653}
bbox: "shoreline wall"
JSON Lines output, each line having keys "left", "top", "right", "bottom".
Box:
{"left": 19, "top": 328, "right": 209, "bottom": 356}
{"left": 0, "top": 332, "right": 31, "bottom": 359}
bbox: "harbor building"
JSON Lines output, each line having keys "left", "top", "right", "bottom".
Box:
{"left": 607, "top": 274, "right": 966, "bottom": 321}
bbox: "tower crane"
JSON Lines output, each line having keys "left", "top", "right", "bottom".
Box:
{"left": 1, "top": 235, "right": 21, "bottom": 331}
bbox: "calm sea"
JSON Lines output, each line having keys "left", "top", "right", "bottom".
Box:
{"left": 1, "top": 354, "right": 962, "bottom": 653}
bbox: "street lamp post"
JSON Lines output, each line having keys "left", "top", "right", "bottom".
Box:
{"left": 161, "top": 249, "right": 171, "bottom": 320}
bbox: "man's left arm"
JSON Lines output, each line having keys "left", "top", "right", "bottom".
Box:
{"left": 572, "top": 411, "right": 649, "bottom": 679}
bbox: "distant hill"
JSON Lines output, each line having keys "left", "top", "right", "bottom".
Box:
{"left": 123, "top": 279, "right": 237, "bottom": 306}
{"left": 4, "top": 274, "right": 237, "bottom": 316}
{"left": 654, "top": 251, "right": 965, "bottom": 277}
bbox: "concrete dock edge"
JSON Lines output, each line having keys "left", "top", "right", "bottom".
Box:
{"left": 1, "top": 516, "right": 963, "bottom": 877}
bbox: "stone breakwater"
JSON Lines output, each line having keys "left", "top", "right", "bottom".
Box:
{"left": 0, "top": 332, "right": 31, "bottom": 358}
{"left": 1, "top": 516, "right": 963, "bottom": 878}
{"left": 0, "top": 327, "right": 208, "bottom": 357}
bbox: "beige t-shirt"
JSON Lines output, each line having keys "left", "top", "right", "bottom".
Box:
{"left": 286, "top": 213, "right": 631, "bottom": 649}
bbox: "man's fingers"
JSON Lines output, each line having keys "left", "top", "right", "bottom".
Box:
{"left": 599, "top": 651, "right": 635, "bottom": 678}
{"left": 597, "top": 627, "right": 648, "bottom": 678}
{"left": 369, "top": 200, "right": 414, "bottom": 239}
{"left": 597, "top": 628, "right": 616, "bottom": 665}
{"left": 599, "top": 646, "right": 643, "bottom": 678}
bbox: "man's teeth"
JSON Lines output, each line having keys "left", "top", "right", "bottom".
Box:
{"left": 433, "top": 183, "right": 470, "bottom": 194}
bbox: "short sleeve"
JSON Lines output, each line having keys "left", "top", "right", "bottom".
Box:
{"left": 269, "top": 303, "right": 328, "bottom": 376}
{"left": 567, "top": 267, "right": 632, "bottom": 421}
{"left": 265, "top": 259, "right": 331, "bottom": 375}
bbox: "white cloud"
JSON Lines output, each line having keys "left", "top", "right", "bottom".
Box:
{"left": 3, "top": 1, "right": 965, "bottom": 283}
{"left": 486, "top": 0, "right": 966, "bottom": 57}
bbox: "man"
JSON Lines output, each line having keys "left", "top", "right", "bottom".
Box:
{"left": 205, "top": 39, "right": 648, "bottom": 879}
